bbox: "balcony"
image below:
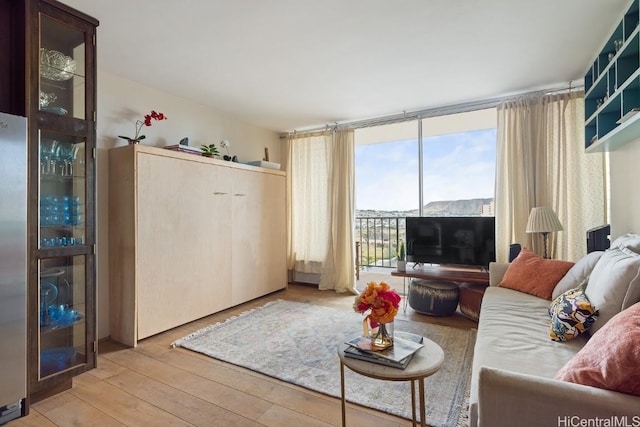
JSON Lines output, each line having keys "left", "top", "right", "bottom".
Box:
{"left": 355, "top": 216, "right": 405, "bottom": 271}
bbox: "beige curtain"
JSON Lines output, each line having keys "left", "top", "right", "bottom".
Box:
{"left": 286, "top": 129, "right": 357, "bottom": 293}
{"left": 495, "top": 92, "right": 606, "bottom": 262}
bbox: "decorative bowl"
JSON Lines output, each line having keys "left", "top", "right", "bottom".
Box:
{"left": 40, "top": 48, "right": 76, "bottom": 81}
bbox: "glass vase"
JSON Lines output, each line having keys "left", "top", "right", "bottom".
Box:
{"left": 371, "top": 321, "right": 394, "bottom": 350}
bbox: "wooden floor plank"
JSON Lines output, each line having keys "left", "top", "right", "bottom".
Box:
{"left": 104, "top": 369, "right": 262, "bottom": 427}
{"left": 27, "top": 392, "right": 124, "bottom": 427}
{"left": 70, "top": 374, "right": 195, "bottom": 426}
{"left": 100, "top": 349, "right": 273, "bottom": 421}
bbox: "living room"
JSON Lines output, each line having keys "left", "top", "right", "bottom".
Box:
{"left": 76, "top": 0, "right": 638, "bottom": 341}
{"left": 2, "top": 0, "right": 640, "bottom": 426}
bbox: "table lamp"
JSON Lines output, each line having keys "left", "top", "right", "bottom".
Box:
{"left": 526, "top": 207, "right": 563, "bottom": 259}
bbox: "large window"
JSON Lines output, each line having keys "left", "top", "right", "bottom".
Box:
{"left": 355, "top": 109, "right": 496, "bottom": 216}
{"left": 354, "top": 109, "right": 496, "bottom": 268}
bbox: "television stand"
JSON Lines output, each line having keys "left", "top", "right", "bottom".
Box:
{"left": 391, "top": 264, "right": 490, "bottom": 312}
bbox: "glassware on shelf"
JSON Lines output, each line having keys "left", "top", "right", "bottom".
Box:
{"left": 39, "top": 90, "right": 57, "bottom": 108}
{"left": 40, "top": 48, "right": 76, "bottom": 81}
{"left": 40, "top": 141, "right": 81, "bottom": 176}
{"left": 40, "top": 194, "right": 83, "bottom": 228}
{"left": 60, "top": 144, "right": 80, "bottom": 176}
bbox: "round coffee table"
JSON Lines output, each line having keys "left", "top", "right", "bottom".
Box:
{"left": 337, "top": 337, "right": 444, "bottom": 427}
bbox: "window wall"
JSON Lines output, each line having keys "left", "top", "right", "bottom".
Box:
{"left": 354, "top": 108, "right": 497, "bottom": 268}
{"left": 355, "top": 108, "right": 497, "bottom": 217}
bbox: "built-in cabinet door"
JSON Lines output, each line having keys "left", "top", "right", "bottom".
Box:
{"left": 135, "top": 153, "right": 232, "bottom": 339}
{"left": 231, "top": 168, "right": 260, "bottom": 304}
{"left": 231, "top": 168, "right": 286, "bottom": 304}
{"left": 261, "top": 172, "right": 287, "bottom": 293}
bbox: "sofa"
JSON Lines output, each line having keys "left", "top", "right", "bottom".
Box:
{"left": 469, "top": 234, "right": 640, "bottom": 427}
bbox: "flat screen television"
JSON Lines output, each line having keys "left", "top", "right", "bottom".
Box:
{"left": 405, "top": 216, "right": 496, "bottom": 268}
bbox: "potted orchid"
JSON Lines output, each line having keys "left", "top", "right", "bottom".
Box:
{"left": 353, "top": 281, "right": 401, "bottom": 350}
{"left": 118, "top": 110, "right": 167, "bottom": 145}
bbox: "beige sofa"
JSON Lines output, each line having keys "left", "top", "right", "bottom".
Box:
{"left": 469, "top": 235, "right": 640, "bottom": 427}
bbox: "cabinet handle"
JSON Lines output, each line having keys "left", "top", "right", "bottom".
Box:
{"left": 213, "top": 192, "right": 228, "bottom": 195}
{"left": 234, "top": 193, "right": 247, "bottom": 197}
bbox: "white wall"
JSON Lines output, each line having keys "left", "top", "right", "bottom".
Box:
{"left": 609, "top": 139, "right": 640, "bottom": 239}
{"left": 96, "top": 70, "right": 282, "bottom": 339}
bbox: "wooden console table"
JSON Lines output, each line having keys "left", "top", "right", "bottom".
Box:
{"left": 392, "top": 265, "right": 490, "bottom": 312}
{"left": 391, "top": 265, "right": 489, "bottom": 284}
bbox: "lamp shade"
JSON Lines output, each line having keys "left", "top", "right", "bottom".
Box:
{"left": 526, "top": 207, "right": 563, "bottom": 233}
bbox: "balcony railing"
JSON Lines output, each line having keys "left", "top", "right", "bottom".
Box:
{"left": 355, "top": 216, "right": 406, "bottom": 271}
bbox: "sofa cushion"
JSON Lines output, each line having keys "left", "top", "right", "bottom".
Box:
{"left": 610, "top": 232, "right": 640, "bottom": 253}
{"left": 585, "top": 247, "right": 640, "bottom": 334}
{"left": 498, "top": 249, "right": 574, "bottom": 300}
{"left": 548, "top": 286, "right": 598, "bottom": 342}
{"left": 469, "top": 286, "right": 587, "bottom": 424}
{"left": 555, "top": 302, "right": 640, "bottom": 396}
{"left": 552, "top": 251, "right": 604, "bottom": 300}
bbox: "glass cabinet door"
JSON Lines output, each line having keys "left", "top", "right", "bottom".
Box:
{"left": 38, "top": 256, "right": 87, "bottom": 379}
{"left": 38, "top": 14, "right": 86, "bottom": 120}
{"left": 38, "top": 131, "right": 86, "bottom": 250}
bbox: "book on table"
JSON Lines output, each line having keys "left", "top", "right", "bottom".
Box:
{"left": 343, "top": 331, "right": 424, "bottom": 369}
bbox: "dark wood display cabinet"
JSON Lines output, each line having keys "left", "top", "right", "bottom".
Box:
{"left": 0, "top": 0, "right": 98, "bottom": 408}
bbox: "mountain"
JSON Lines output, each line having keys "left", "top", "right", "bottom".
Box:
{"left": 356, "top": 198, "right": 493, "bottom": 217}
{"left": 422, "top": 198, "right": 493, "bottom": 216}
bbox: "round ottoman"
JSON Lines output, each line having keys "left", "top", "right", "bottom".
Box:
{"left": 458, "top": 282, "right": 489, "bottom": 322}
{"left": 408, "top": 279, "right": 459, "bottom": 316}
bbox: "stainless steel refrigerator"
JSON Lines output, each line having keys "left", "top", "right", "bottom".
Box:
{"left": 0, "top": 112, "right": 27, "bottom": 424}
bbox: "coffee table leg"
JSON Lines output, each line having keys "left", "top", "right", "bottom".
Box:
{"left": 411, "top": 379, "right": 417, "bottom": 427}
{"left": 340, "top": 361, "right": 346, "bottom": 427}
{"left": 419, "top": 378, "right": 426, "bottom": 427}
{"left": 403, "top": 277, "right": 408, "bottom": 312}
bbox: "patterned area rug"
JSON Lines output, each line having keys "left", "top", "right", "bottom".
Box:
{"left": 172, "top": 300, "right": 475, "bottom": 427}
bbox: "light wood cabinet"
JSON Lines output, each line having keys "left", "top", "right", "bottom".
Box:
{"left": 109, "top": 145, "right": 287, "bottom": 347}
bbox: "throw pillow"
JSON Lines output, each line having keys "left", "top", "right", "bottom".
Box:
{"left": 548, "top": 286, "right": 598, "bottom": 342}
{"left": 498, "top": 248, "right": 574, "bottom": 300}
{"left": 551, "top": 251, "right": 604, "bottom": 300}
{"left": 555, "top": 302, "right": 640, "bottom": 397}
{"left": 584, "top": 246, "right": 640, "bottom": 334}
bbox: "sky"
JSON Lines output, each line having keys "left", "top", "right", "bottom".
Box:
{"left": 355, "top": 128, "right": 496, "bottom": 212}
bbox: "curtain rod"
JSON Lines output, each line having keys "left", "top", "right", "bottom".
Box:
{"left": 281, "top": 82, "right": 583, "bottom": 137}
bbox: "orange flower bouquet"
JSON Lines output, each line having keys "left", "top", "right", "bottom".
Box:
{"left": 353, "top": 281, "right": 401, "bottom": 349}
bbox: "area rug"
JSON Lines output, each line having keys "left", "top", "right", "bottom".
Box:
{"left": 172, "top": 300, "right": 475, "bottom": 427}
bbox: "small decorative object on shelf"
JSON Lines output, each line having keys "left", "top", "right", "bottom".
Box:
{"left": 614, "top": 39, "right": 623, "bottom": 52}
{"left": 200, "top": 143, "right": 219, "bottom": 158}
{"left": 397, "top": 241, "right": 406, "bottom": 272}
{"left": 353, "top": 281, "right": 401, "bottom": 350}
{"left": 118, "top": 110, "right": 168, "bottom": 145}
{"left": 220, "top": 139, "right": 238, "bottom": 162}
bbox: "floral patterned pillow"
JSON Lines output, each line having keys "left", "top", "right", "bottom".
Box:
{"left": 549, "top": 287, "right": 599, "bottom": 342}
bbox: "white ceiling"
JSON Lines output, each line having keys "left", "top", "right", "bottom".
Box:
{"left": 59, "top": 0, "right": 630, "bottom": 132}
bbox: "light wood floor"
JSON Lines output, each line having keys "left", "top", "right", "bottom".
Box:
{"left": 12, "top": 275, "right": 476, "bottom": 427}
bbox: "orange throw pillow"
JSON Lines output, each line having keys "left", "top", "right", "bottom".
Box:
{"left": 554, "top": 302, "right": 640, "bottom": 396}
{"left": 498, "top": 248, "right": 574, "bottom": 300}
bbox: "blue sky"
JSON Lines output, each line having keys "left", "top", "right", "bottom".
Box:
{"left": 355, "top": 128, "right": 497, "bottom": 211}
